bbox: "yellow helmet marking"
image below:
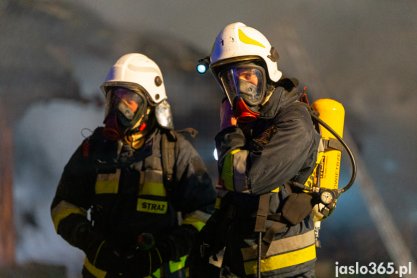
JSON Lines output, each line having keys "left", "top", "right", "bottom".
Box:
{"left": 238, "top": 29, "right": 266, "bottom": 48}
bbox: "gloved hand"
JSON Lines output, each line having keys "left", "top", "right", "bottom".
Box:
{"left": 188, "top": 213, "right": 224, "bottom": 278}
{"left": 188, "top": 240, "right": 221, "bottom": 278}
{"left": 85, "top": 240, "right": 125, "bottom": 273}
{"left": 219, "top": 98, "right": 237, "bottom": 130}
{"left": 215, "top": 99, "right": 245, "bottom": 162}
{"left": 312, "top": 201, "right": 337, "bottom": 221}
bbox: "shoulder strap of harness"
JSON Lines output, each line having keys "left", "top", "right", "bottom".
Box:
{"left": 160, "top": 127, "right": 198, "bottom": 186}
{"left": 161, "top": 129, "right": 177, "bottom": 184}
{"left": 297, "top": 91, "right": 344, "bottom": 153}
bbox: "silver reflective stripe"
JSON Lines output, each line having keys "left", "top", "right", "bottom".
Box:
{"left": 233, "top": 150, "right": 249, "bottom": 192}
{"left": 241, "top": 230, "right": 315, "bottom": 260}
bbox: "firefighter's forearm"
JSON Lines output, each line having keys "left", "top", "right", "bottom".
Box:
{"left": 51, "top": 199, "right": 103, "bottom": 254}
{"left": 248, "top": 116, "right": 317, "bottom": 194}
{"left": 215, "top": 126, "right": 246, "bottom": 162}
{"left": 58, "top": 213, "right": 103, "bottom": 252}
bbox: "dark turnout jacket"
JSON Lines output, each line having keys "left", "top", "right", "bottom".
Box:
{"left": 208, "top": 85, "right": 321, "bottom": 277}
{"left": 51, "top": 127, "right": 216, "bottom": 277}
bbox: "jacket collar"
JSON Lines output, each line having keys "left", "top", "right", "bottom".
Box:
{"left": 258, "top": 86, "right": 300, "bottom": 119}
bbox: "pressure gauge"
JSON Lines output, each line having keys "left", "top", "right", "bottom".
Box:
{"left": 320, "top": 190, "right": 335, "bottom": 205}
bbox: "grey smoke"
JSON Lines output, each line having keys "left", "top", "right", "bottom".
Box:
{"left": 5, "top": 1, "right": 417, "bottom": 277}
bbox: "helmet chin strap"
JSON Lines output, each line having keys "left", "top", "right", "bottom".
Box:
{"left": 233, "top": 97, "right": 260, "bottom": 123}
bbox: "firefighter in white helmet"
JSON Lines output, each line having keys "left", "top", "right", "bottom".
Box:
{"left": 51, "top": 53, "right": 216, "bottom": 277}
{"left": 189, "top": 23, "right": 320, "bottom": 277}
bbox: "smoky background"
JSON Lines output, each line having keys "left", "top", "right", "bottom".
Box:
{"left": 0, "top": 1, "right": 416, "bottom": 277}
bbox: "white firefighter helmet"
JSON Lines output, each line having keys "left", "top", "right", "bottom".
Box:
{"left": 210, "top": 22, "right": 282, "bottom": 83}
{"left": 101, "top": 53, "right": 173, "bottom": 129}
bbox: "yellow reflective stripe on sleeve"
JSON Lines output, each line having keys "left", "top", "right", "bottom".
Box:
{"left": 238, "top": 29, "right": 266, "bottom": 48}
{"left": 182, "top": 210, "right": 211, "bottom": 231}
{"left": 95, "top": 169, "right": 121, "bottom": 194}
{"left": 169, "top": 255, "right": 187, "bottom": 273}
{"left": 84, "top": 257, "right": 107, "bottom": 278}
{"left": 137, "top": 199, "right": 168, "bottom": 214}
{"left": 243, "top": 244, "right": 316, "bottom": 275}
{"left": 271, "top": 187, "right": 280, "bottom": 193}
{"left": 182, "top": 218, "right": 205, "bottom": 231}
{"left": 221, "top": 149, "right": 241, "bottom": 191}
{"left": 51, "top": 200, "right": 86, "bottom": 231}
{"left": 230, "top": 149, "right": 241, "bottom": 155}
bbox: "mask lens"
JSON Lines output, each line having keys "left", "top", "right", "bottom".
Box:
{"left": 218, "top": 65, "right": 265, "bottom": 107}
{"left": 110, "top": 88, "right": 145, "bottom": 121}
{"left": 219, "top": 70, "right": 238, "bottom": 106}
{"left": 235, "top": 67, "right": 264, "bottom": 106}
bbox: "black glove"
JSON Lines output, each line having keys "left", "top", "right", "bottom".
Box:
{"left": 188, "top": 211, "right": 230, "bottom": 278}
{"left": 188, "top": 228, "right": 222, "bottom": 278}
{"left": 55, "top": 215, "right": 124, "bottom": 273}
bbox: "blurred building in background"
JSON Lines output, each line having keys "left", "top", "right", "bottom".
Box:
{"left": 0, "top": 1, "right": 416, "bottom": 277}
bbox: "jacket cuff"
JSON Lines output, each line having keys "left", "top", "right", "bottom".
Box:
{"left": 215, "top": 126, "right": 245, "bottom": 161}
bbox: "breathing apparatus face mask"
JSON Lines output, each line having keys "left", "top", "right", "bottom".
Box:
{"left": 103, "top": 87, "right": 148, "bottom": 140}
{"left": 218, "top": 64, "right": 266, "bottom": 122}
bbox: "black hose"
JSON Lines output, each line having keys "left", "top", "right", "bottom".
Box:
{"left": 310, "top": 113, "right": 357, "bottom": 193}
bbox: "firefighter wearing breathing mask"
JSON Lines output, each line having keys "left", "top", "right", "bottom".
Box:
{"left": 51, "top": 53, "right": 216, "bottom": 277}
{"left": 189, "top": 23, "right": 321, "bottom": 277}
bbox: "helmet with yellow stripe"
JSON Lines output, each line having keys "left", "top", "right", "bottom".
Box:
{"left": 209, "top": 22, "right": 282, "bottom": 122}
{"left": 210, "top": 22, "right": 282, "bottom": 83}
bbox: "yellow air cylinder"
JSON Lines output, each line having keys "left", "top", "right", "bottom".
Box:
{"left": 312, "top": 99, "right": 345, "bottom": 190}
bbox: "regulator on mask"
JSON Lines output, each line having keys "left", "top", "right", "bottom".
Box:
{"left": 103, "top": 87, "right": 148, "bottom": 140}
{"left": 218, "top": 63, "right": 266, "bottom": 122}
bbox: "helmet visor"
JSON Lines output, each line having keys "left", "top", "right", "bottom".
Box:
{"left": 106, "top": 87, "right": 147, "bottom": 126}
{"left": 218, "top": 65, "right": 266, "bottom": 107}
